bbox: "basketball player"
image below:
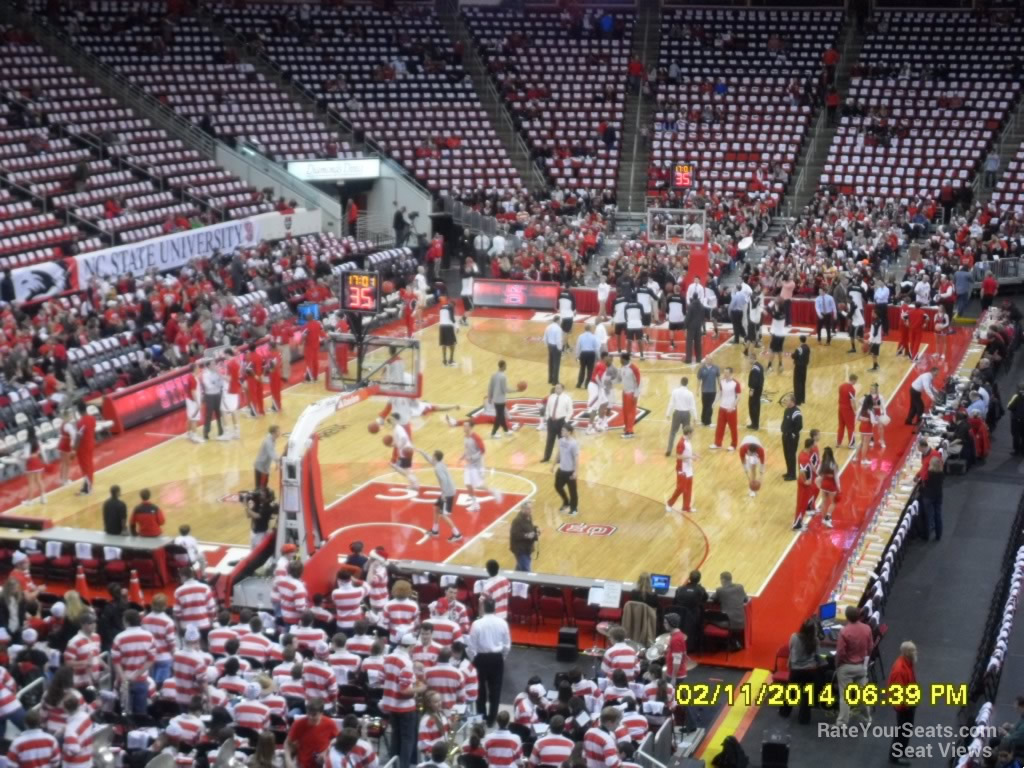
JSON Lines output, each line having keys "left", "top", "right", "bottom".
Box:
{"left": 221, "top": 350, "right": 243, "bottom": 439}
{"left": 837, "top": 373, "right": 858, "bottom": 449}
{"left": 711, "top": 367, "right": 741, "bottom": 450}
{"left": 665, "top": 424, "right": 695, "bottom": 515}
{"left": 738, "top": 435, "right": 765, "bottom": 497}
{"left": 459, "top": 256, "right": 478, "bottom": 326}
{"left": 636, "top": 279, "right": 656, "bottom": 347}
{"left": 557, "top": 288, "right": 576, "bottom": 352}
{"left": 624, "top": 297, "right": 644, "bottom": 358}
{"left": 612, "top": 293, "right": 628, "bottom": 353}
{"left": 848, "top": 291, "right": 865, "bottom": 354}
{"left": 266, "top": 340, "right": 284, "bottom": 414}
{"left": 185, "top": 362, "right": 203, "bottom": 443}
{"left": 585, "top": 352, "right": 617, "bottom": 434}
{"left": 245, "top": 343, "right": 265, "bottom": 417}
{"left": 74, "top": 401, "right": 96, "bottom": 496}
{"left": 417, "top": 449, "right": 463, "bottom": 543}
{"left": 743, "top": 290, "right": 763, "bottom": 357}
{"left": 401, "top": 284, "right": 417, "bottom": 338}
{"left": 666, "top": 285, "right": 685, "bottom": 349}
{"left": 302, "top": 312, "right": 324, "bottom": 382}
{"left": 619, "top": 353, "right": 641, "bottom": 439}
{"left": 438, "top": 298, "right": 458, "bottom": 367}
{"left": 792, "top": 436, "right": 818, "bottom": 530}
{"left": 388, "top": 412, "right": 418, "bottom": 491}
{"left": 868, "top": 314, "right": 884, "bottom": 371}
{"left": 765, "top": 304, "right": 788, "bottom": 373}
{"left": 460, "top": 422, "right": 502, "bottom": 511}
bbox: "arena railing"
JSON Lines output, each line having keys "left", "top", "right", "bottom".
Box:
{"left": 975, "top": 258, "right": 1024, "bottom": 286}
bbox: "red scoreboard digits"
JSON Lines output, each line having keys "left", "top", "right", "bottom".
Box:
{"left": 340, "top": 271, "right": 381, "bottom": 314}
{"left": 673, "top": 162, "right": 695, "bottom": 189}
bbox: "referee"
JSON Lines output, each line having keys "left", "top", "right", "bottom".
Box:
{"left": 200, "top": 359, "right": 225, "bottom": 441}
{"left": 574, "top": 322, "right": 599, "bottom": 389}
{"left": 468, "top": 596, "right": 510, "bottom": 727}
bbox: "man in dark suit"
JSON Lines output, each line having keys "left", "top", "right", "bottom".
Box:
{"left": 684, "top": 295, "right": 705, "bottom": 364}
{"left": 672, "top": 570, "right": 709, "bottom": 651}
{"left": 791, "top": 335, "right": 811, "bottom": 405}
{"left": 781, "top": 394, "right": 802, "bottom": 481}
{"left": 102, "top": 485, "right": 127, "bottom": 536}
{"left": 747, "top": 358, "right": 764, "bottom": 429}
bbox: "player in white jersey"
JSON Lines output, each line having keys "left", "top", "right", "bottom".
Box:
{"left": 586, "top": 354, "right": 618, "bottom": 434}
{"left": 612, "top": 296, "right": 628, "bottom": 352}
{"left": 624, "top": 299, "right": 645, "bottom": 358}
{"left": 738, "top": 435, "right": 766, "bottom": 497}
{"left": 666, "top": 285, "right": 685, "bottom": 349}
{"left": 460, "top": 422, "right": 503, "bottom": 511}
{"left": 636, "top": 283, "right": 656, "bottom": 344}
{"left": 388, "top": 413, "right": 419, "bottom": 491}
{"left": 557, "top": 291, "right": 576, "bottom": 352}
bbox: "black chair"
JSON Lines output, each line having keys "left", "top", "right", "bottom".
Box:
{"left": 508, "top": 723, "right": 534, "bottom": 758}
{"left": 457, "top": 757, "right": 487, "bottom": 768}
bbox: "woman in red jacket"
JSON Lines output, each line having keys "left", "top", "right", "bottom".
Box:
{"left": 887, "top": 641, "right": 918, "bottom": 766}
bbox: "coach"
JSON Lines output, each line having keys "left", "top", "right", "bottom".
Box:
{"left": 575, "top": 323, "right": 599, "bottom": 389}
{"left": 542, "top": 384, "right": 573, "bottom": 463}
{"left": 543, "top": 318, "right": 564, "bottom": 385}
{"left": 200, "top": 360, "right": 225, "bottom": 440}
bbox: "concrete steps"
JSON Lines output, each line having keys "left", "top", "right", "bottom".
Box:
{"left": 615, "top": 0, "right": 660, "bottom": 214}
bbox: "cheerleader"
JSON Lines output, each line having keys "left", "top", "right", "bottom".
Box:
{"left": 57, "top": 411, "right": 76, "bottom": 485}
{"left": 765, "top": 303, "right": 788, "bottom": 373}
{"left": 871, "top": 383, "right": 889, "bottom": 450}
{"left": 738, "top": 435, "right": 765, "bottom": 498}
{"left": 817, "top": 447, "right": 839, "bottom": 528}
{"left": 265, "top": 341, "right": 283, "bottom": 414}
{"left": 868, "top": 315, "right": 884, "bottom": 371}
{"left": 23, "top": 425, "right": 45, "bottom": 505}
{"left": 933, "top": 305, "right": 950, "bottom": 359}
{"left": 185, "top": 362, "right": 202, "bottom": 443}
{"left": 896, "top": 300, "right": 912, "bottom": 357}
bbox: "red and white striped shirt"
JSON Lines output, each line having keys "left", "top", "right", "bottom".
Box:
{"left": 411, "top": 641, "right": 442, "bottom": 669}
{"left": 425, "top": 617, "right": 463, "bottom": 647}
{"left": 380, "top": 652, "right": 416, "bottom": 713}
{"left": 174, "top": 580, "right": 216, "bottom": 629}
{"left": 482, "top": 729, "right": 522, "bottom": 767}
{"left": 270, "top": 555, "right": 291, "bottom": 605}
{"left": 481, "top": 576, "right": 510, "bottom": 619}
{"left": 331, "top": 583, "right": 368, "bottom": 629}
{"left": 238, "top": 631, "right": 277, "bottom": 663}
{"left": 262, "top": 694, "right": 287, "bottom": 719}
{"left": 292, "top": 626, "right": 327, "bottom": 652}
{"left": 458, "top": 659, "right": 478, "bottom": 703}
{"left": 362, "top": 655, "right": 386, "bottom": 688}
{"left": 601, "top": 643, "right": 639, "bottom": 681}
{"left": 429, "top": 600, "right": 471, "bottom": 635}
{"left": 347, "top": 634, "right": 376, "bottom": 657}
{"left": 63, "top": 631, "right": 101, "bottom": 689}
{"left": 142, "top": 612, "right": 177, "bottom": 662}
{"left": 367, "top": 568, "right": 389, "bottom": 611}
{"left": 234, "top": 700, "right": 271, "bottom": 732}
{"left": 171, "top": 649, "right": 209, "bottom": 705}
{"left": 423, "top": 663, "right": 463, "bottom": 710}
{"left": 276, "top": 576, "right": 309, "bottom": 624}
{"left": 328, "top": 650, "right": 361, "bottom": 685}
{"left": 111, "top": 627, "right": 156, "bottom": 680}
{"left": 41, "top": 690, "right": 83, "bottom": 736}
{"left": 279, "top": 679, "right": 305, "bottom": 700}
{"left": 417, "top": 713, "right": 451, "bottom": 756}
{"left": 61, "top": 710, "right": 94, "bottom": 768}
{"left": 583, "top": 726, "right": 620, "bottom": 768}
{"left": 620, "top": 712, "right": 649, "bottom": 742}
{"left": 529, "top": 734, "right": 574, "bottom": 767}
{"left": 207, "top": 626, "right": 238, "bottom": 656}
{"left": 513, "top": 692, "right": 538, "bottom": 725}
{"left": 381, "top": 599, "right": 419, "bottom": 644}
{"left": 301, "top": 660, "right": 338, "bottom": 701}
{"left": 7, "top": 728, "right": 58, "bottom": 768}
{"left": 216, "top": 675, "right": 247, "bottom": 696}
{"left": 327, "top": 741, "right": 378, "bottom": 768}
{"left": 166, "top": 714, "right": 204, "bottom": 745}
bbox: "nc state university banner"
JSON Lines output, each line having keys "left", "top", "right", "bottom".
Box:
{"left": 12, "top": 217, "right": 261, "bottom": 302}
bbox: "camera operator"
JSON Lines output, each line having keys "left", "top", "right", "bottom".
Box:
{"left": 244, "top": 486, "right": 279, "bottom": 549}
{"left": 509, "top": 501, "right": 539, "bottom": 572}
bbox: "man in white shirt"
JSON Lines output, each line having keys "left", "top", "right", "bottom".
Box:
{"left": 542, "top": 383, "right": 573, "bottom": 463}
{"left": 467, "top": 597, "right": 510, "bottom": 727}
{"left": 665, "top": 376, "right": 698, "bottom": 456}
{"left": 200, "top": 360, "right": 226, "bottom": 441}
{"left": 596, "top": 278, "right": 611, "bottom": 319}
{"left": 906, "top": 366, "right": 938, "bottom": 426}
{"left": 543, "top": 319, "right": 564, "bottom": 386}
{"left": 710, "top": 367, "right": 742, "bottom": 450}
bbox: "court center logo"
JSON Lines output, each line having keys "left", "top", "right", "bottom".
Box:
{"left": 557, "top": 523, "right": 617, "bottom": 536}
{"left": 467, "top": 397, "right": 649, "bottom": 432}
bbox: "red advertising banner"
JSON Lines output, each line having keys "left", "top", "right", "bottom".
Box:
{"left": 471, "top": 278, "right": 560, "bottom": 311}
{"left": 101, "top": 366, "right": 195, "bottom": 433}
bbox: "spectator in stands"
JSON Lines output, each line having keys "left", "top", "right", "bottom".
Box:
{"left": 285, "top": 698, "right": 339, "bottom": 768}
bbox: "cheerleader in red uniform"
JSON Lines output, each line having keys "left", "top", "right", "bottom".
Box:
{"left": 856, "top": 391, "right": 876, "bottom": 466}
{"left": 896, "top": 300, "right": 912, "bottom": 357}
{"left": 245, "top": 344, "right": 265, "bottom": 417}
{"left": 57, "top": 411, "right": 75, "bottom": 485}
{"left": 401, "top": 287, "right": 417, "bottom": 338}
{"left": 738, "top": 435, "right": 765, "bottom": 498}
{"left": 24, "top": 425, "right": 46, "bottom": 505}
{"left": 266, "top": 340, "right": 283, "bottom": 414}
{"left": 933, "top": 308, "right": 950, "bottom": 360}
{"left": 871, "top": 384, "right": 889, "bottom": 450}
{"left": 817, "top": 446, "right": 839, "bottom": 529}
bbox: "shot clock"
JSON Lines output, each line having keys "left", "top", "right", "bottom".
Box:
{"left": 672, "top": 162, "right": 695, "bottom": 189}
{"left": 340, "top": 271, "right": 381, "bottom": 314}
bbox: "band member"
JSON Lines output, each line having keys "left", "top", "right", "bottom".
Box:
{"left": 624, "top": 297, "right": 644, "bottom": 358}
{"left": 302, "top": 313, "right": 324, "bottom": 382}
{"left": 222, "top": 350, "right": 243, "bottom": 439}
{"left": 817, "top": 446, "right": 839, "bottom": 529}
{"left": 75, "top": 401, "right": 95, "bottom": 496}
{"left": 558, "top": 289, "right": 576, "bottom": 352}
{"left": 711, "top": 367, "right": 741, "bottom": 450}
{"left": 665, "top": 425, "right": 695, "bottom": 515}
{"left": 388, "top": 412, "right": 418, "bottom": 491}
{"left": 619, "top": 353, "right": 640, "bottom": 438}
{"left": 868, "top": 314, "right": 884, "bottom": 371}
{"left": 612, "top": 293, "right": 628, "bottom": 353}
{"left": 666, "top": 285, "right": 685, "bottom": 349}
{"left": 438, "top": 298, "right": 458, "bottom": 367}
{"left": 793, "top": 436, "right": 818, "bottom": 530}
{"left": 266, "top": 340, "right": 284, "bottom": 414}
{"left": 837, "top": 373, "right": 858, "bottom": 449}
{"left": 460, "top": 422, "right": 503, "bottom": 512}
{"left": 185, "top": 362, "right": 202, "bottom": 443}
{"left": 738, "top": 435, "right": 765, "bottom": 498}
{"left": 766, "top": 304, "right": 788, "bottom": 373}
{"left": 586, "top": 353, "right": 617, "bottom": 435}
{"left": 245, "top": 343, "right": 265, "bottom": 417}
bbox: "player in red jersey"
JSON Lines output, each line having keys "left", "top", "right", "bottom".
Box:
{"left": 74, "top": 401, "right": 95, "bottom": 496}
{"left": 837, "top": 373, "right": 858, "bottom": 449}
{"left": 245, "top": 343, "right": 265, "bottom": 417}
{"left": 266, "top": 340, "right": 284, "bottom": 414}
{"left": 303, "top": 315, "right": 324, "bottom": 382}
{"left": 907, "top": 305, "right": 930, "bottom": 359}
{"left": 57, "top": 408, "right": 76, "bottom": 485}
{"left": 222, "top": 349, "right": 243, "bottom": 439}
{"left": 792, "top": 433, "right": 820, "bottom": 531}
{"left": 401, "top": 287, "right": 417, "bottom": 337}
{"left": 665, "top": 425, "right": 695, "bottom": 514}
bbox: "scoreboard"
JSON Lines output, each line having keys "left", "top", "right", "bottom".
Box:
{"left": 672, "top": 162, "right": 695, "bottom": 189}
{"left": 339, "top": 271, "right": 382, "bottom": 314}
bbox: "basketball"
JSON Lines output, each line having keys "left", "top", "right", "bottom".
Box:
{"left": 382, "top": 280, "right": 395, "bottom": 295}
{"left": 382, "top": 435, "right": 394, "bottom": 447}
{"left": 367, "top": 422, "right": 380, "bottom": 434}
{"left": 517, "top": 380, "right": 528, "bottom": 391}
{"left": 750, "top": 479, "right": 761, "bottom": 492}
{"left": 879, "top": 414, "right": 891, "bottom": 426}
{"left": 401, "top": 446, "right": 414, "bottom": 458}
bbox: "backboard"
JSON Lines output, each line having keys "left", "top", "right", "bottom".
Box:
{"left": 326, "top": 333, "right": 421, "bottom": 399}
{"left": 647, "top": 208, "right": 707, "bottom": 246}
